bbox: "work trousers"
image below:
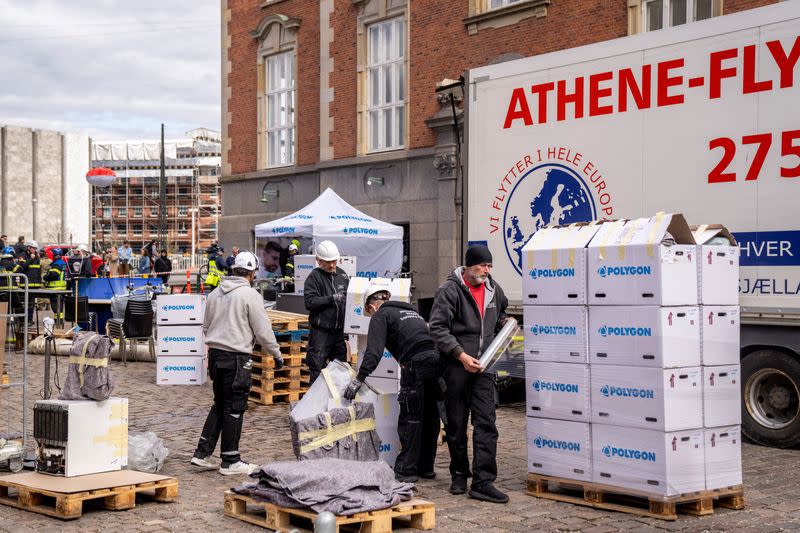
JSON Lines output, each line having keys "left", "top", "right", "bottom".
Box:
{"left": 443, "top": 363, "right": 499, "bottom": 488}
{"left": 194, "top": 349, "right": 252, "bottom": 465}
{"left": 305, "top": 328, "right": 347, "bottom": 384}
{"left": 394, "top": 357, "right": 440, "bottom": 478}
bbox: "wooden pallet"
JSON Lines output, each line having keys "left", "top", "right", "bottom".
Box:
{"left": 252, "top": 352, "right": 305, "bottom": 368}
{"left": 526, "top": 474, "right": 744, "bottom": 521}
{"left": 266, "top": 310, "right": 310, "bottom": 332}
{"left": 0, "top": 473, "right": 178, "bottom": 520}
{"left": 250, "top": 375, "right": 306, "bottom": 392}
{"left": 248, "top": 387, "right": 306, "bottom": 405}
{"left": 224, "top": 492, "right": 435, "bottom": 532}
{"left": 253, "top": 365, "right": 303, "bottom": 379}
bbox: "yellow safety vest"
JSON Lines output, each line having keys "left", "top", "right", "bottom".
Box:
{"left": 205, "top": 260, "right": 221, "bottom": 288}
{"left": 45, "top": 267, "right": 67, "bottom": 290}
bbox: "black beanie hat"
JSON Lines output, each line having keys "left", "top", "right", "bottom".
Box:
{"left": 465, "top": 244, "right": 493, "bottom": 267}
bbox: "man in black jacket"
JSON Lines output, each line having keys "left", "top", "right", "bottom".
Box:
{"left": 343, "top": 285, "right": 440, "bottom": 483}
{"left": 303, "top": 240, "right": 349, "bottom": 384}
{"left": 154, "top": 250, "right": 172, "bottom": 286}
{"left": 429, "top": 244, "right": 509, "bottom": 504}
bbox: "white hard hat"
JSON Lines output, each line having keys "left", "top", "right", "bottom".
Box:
{"left": 315, "top": 240, "right": 340, "bottom": 261}
{"left": 233, "top": 250, "right": 259, "bottom": 271}
{"left": 26, "top": 240, "right": 39, "bottom": 249}
{"left": 363, "top": 282, "right": 391, "bottom": 315}
{"left": 77, "top": 244, "right": 89, "bottom": 252}
{"left": 288, "top": 243, "right": 298, "bottom": 252}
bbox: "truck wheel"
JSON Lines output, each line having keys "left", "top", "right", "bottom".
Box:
{"left": 742, "top": 350, "right": 800, "bottom": 448}
{"left": 9, "top": 457, "right": 23, "bottom": 472}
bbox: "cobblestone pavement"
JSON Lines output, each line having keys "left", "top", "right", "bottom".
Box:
{"left": 0, "top": 352, "right": 799, "bottom": 532}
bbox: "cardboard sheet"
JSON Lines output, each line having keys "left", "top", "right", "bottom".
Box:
{"left": 0, "top": 470, "right": 170, "bottom": 494}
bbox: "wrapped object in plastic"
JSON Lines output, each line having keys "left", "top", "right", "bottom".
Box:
{"left": 290, "top": 360, "right": 381, "bottom": 461}
{"left": 60, "top": 332, "right": 115, "bottom": 401}
{"left": 478, "top": 318, "right": 518, "bottom": 372}
{"left": 127, "top": 432, "right": 169, "bottom": 472}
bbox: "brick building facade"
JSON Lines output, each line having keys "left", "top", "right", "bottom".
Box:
{"left": 220, "top": 0, "right": 775, "bottom": 303}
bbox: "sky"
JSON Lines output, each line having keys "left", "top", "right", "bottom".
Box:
{"left": 0, "top": 0, "right": 221, "bottom": 141}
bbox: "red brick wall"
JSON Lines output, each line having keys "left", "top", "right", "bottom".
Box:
{"left": 226, "top": 0, "right": 320, "bottom": 175}
{"left": 723, "top": 0, "right": 776, "bottom": 15}
{"left": 227, "top": 0, "right": 778, "bottom": 174}
{"left": 329, "top": 0, "right": 359, "bottom": 160}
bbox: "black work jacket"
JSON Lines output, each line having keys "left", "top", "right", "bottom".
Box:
{"left": 429, "top": 267, "right": 508, "bottom": 364}
{"left": 356, "top": 301, "right": 437, "bottom": 381}
{"left": 303, "top": 267, "right": 349, "bottom": 331}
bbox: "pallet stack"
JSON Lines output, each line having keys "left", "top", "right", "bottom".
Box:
{"left": 521, "top": 214, "right": 743, "bottom": 519}
{"left": 249, "top": 310, "right": 311, "bottom": 405}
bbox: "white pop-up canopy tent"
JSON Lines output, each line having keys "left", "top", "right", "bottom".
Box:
{"left": 254, "top": 188, "right": 404, "bottom": 278}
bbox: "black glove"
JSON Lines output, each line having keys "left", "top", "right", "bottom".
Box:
{"left": 273, "top": 355, "right": 284, "bottom": 370}
{"left": 343, "top": 378, "right": 363, "bottom": 401}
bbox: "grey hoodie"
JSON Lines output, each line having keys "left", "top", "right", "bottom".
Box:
{"left": 203, "top": 276, "right": 281, "bottom": 357}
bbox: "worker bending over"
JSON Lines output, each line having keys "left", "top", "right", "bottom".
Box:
{"left": 344, "top": 285, "right": 440, "bottom": 483}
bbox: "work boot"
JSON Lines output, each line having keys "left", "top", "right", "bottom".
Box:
{"left": 468, "top": 483, "right": 509, "bottom": 504}
{"left": 395, "top": 473, "right": 419, "bottom": 483}
{"left": 190, "top": 455, "right": 218, "bottom": 470}
{"left": 449, "top": 475, "right": 467, "bottom": 495}
{"left": 219, "top": 461, "right": 259, "bottom": 476}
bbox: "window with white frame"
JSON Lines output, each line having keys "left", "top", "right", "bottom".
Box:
{"left": 487, "top": 0, "right": 525, "bottom": 11}
{"left": 178, "top": 206, "right": 188, "bottom": 217}
{"left": 265, "top": 51, "right": 296, "bottom": 167}
{"left": 367, "top": 18, "right": 405, "bottom": 152}
{"left": 643, "top": 0, "right": 714, "bottom": 31}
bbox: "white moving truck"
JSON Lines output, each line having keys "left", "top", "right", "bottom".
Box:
{"left": 464, "top": 1, "right": 800, "bottom": 447}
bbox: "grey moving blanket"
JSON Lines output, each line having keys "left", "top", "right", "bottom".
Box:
{"left": 233, "top": 459, "right": 414, "bottom": 515}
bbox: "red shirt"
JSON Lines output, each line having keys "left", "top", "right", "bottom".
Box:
{"left": 463, "top": 274, "right": 486, "bottom": 318}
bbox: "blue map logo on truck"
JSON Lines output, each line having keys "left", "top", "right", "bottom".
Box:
{"left": 503, "top": 163, "right": 597, "bottom": 275}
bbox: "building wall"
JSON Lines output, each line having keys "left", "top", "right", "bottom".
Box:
{"left": 0, "top": 125, "right": 89, "bottom": 245}
{"left": 222, "top": 0, "right": 779, "bottom": 300}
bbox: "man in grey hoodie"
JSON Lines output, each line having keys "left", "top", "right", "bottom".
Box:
{"left": 191, "top": 251, "right": 284, "bottom": 475}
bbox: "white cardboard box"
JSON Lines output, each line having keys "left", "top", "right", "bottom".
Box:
{"left": 587, "top": 214, "right": 698, "bottom": 306}
{"left": 358, "top": 341, "right": 400, "bottom": 380}
{"left": 344, "top": 277, "right": 411, "bottom": 335}
{"left": 156, "top": 294, "right": 205, "bottom": 325}
{"left": 703, "top": 365, "right": 741, "bottom": 427}
{"left": 156, "top": 325, "right": 205, "bottom": 356}
{"left": 590, "top": 364, "right": 702, "bottom": 431}
{"left": 701, "top": 306, "right": 740, "bottom": 366}
{"left": 365, "top": 376, "right": 401, "bottom": 467}
{"left": 704, "top": 426, "right": 743, "bottom": 489}
{"left": 524, "top": 305, "right": 589, "bottom": 363}
{"left": 588, "top": 306, "right": 700, "bottom": 367}
{"left": 592, "top": 424, "right": 705, "bottom": 496}
{"left": 293, "top": 255, "right": 317, "bottom": 295}
{"left": 693, "top": 225, "right": 740, "bottom": 305}
{"left": 527, "top": 417, "right": 592, "bottom": 481}
{"left": 521, "top": 223, "right": 603, "bottom": 305}
{"left": 156, "top": 355, "right": 208, "bottom": 385}
{"left": 294, "top": 255, "right": 356, "bottom": 295}
{"left": 525, "top": 361, "right": 591, "bottom": 422}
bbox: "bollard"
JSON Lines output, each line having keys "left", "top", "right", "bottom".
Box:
{"left": 314, "top": 511, "right": 337, "bottom": 533}
{"left": 185, "top": 270, "right": 192, "bottom": 294}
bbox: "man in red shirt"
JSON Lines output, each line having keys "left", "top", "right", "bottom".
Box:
{"left": 429, "top": 244, "right": 509, "bottom": 503}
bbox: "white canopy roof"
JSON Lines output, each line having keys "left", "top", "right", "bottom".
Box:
{"left": 255, "top": 188, "right": 403, "bottom": 240}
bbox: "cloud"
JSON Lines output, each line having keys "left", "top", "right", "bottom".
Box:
{"left": 0, "top": 0, "right": 220, "bottom": 140}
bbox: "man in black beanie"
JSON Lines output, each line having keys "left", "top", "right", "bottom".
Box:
{"left": 429, "top": 244, "right": 509, "bottom": 503}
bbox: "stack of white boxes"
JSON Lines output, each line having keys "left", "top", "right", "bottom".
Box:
{"left": 343, "top": 277, "right": 412, "bottom": 467}
{"left": 521, "top": 223, "right": 602, "bottom": 483}
{"left": 694, "top": 224, "right": 743, "bottom": 491}
{"left": 522, "top": 214, "right": 742, "bottom": 497}
{"left": 155, "top": 294, "right": 207, "bottom": 385}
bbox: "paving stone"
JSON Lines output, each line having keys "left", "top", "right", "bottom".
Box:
{"left": 0, "top": 350, "right": 797, "bottom": 531}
